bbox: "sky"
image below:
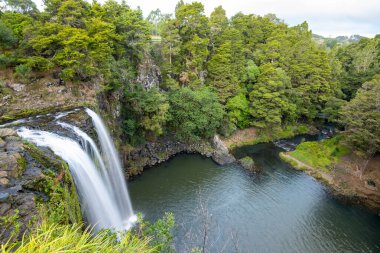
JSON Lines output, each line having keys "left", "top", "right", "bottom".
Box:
{"left": 34, "top": 0, "right": 380, "bottom": 37}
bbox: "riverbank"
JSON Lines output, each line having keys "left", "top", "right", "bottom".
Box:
{"left": 280, "top": 138, "right": 380, "bottom": 213}
{"left": 222, "top": 124, "right": 318, "bottom": 150}
{"left": 124, "top": 124, "right": 319, "bottom": 178}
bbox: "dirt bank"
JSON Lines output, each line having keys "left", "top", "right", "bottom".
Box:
{"left": 280, "top": 152, "right": 380, "bottom": 214}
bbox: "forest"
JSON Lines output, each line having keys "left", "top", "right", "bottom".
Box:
{"left": 1, "top": 0, "right": 379, "bottom": 156}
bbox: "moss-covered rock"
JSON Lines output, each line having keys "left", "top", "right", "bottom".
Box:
{"left": 0, "top": 131, "right": 82, "bottom": 244}
{"left": 238, "top": 156, "right": 257, "bottom": 172}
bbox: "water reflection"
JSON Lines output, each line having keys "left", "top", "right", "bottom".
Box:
{"left": 130, "top": 142, "right": 380, "bottom": 253}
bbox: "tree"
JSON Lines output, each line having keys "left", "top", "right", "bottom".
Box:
{"left": 209, "top": 6, "right": 228, "bottom": 50}
{"left": 56, "top": 0, "right": 89, "bottom": 28}
{"left": 175, "top": 2, "right": 210, "bottom": 86}
{"left": 123, "top": 86, "right": 169, "bottom": 143}
{"left": 207, "top": 41, "right": 240, "bottom": 103}
{"left": 249, "top": 63, "right": 296, "bottom": 128}
{"left": 103, "top": 2, "right": 150, "bottom": 67}
{"left": 241, "top": 60, "right": 260, "bottom": 91}
{"left": 333, "top": 37, "right": 380, "bottom": 99}
{"left": 226, "top": 93, "right": 251, "bottom": 129}
{"left": 255, "top": 21, "right": 334, "bottom": 120}
{"left": 341, "top": 75, "right": 380, "bottom": 155}
{"left": 0, "top": 21, "right": 16, "bottom": 50}
{"left": 220, "top": 27, "right": 246, "bottom": 84}
{"left": 168, "top": 87, "right": 225, "bottom": 142}
{"left": 160, "top": 19, "right": 181, "bottom": 88}
{"left": 146, "top": 8, "right": 170, "bottom": 36}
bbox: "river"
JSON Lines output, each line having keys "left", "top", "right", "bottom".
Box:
{"left": 129, "top": 137, "right": 380, "bottom": 252}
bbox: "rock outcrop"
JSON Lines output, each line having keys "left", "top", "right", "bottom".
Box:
{"left": 212, "top": 135, "right": 236, "bottom": 165}
{"left": 136, "top": 54, "right": 162, "bottom": 90}
{"left": 238, "top": 156, "right": 258, "bottom": 173}
{"left": 0, "top": 127, "right": 80, "bottom": 244}
{"left": 125, "top": 135, "right": 236, "bottom": 177}
{"left": 0, "top": 128, "right": 39, "bottom": 243}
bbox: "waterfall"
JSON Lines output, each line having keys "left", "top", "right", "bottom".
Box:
{"left": 17, "top": 109, "right": 136, "bottom": 232}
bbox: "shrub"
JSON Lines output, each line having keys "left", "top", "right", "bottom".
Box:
{"left": 14, "top": 64, "right": 32, "bottom": 80}
{"left": 25, "top": 56, "right": 54, "bottom": 72}
{"left": 138, "top": 212, "right": 175, "bottom": 253}
{"left": 0, "top": 54, "right": 15, "bottom": 69}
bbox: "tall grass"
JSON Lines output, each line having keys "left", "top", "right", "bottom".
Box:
{"left": 1, "top": 222, "right": 155, "bottom": 253}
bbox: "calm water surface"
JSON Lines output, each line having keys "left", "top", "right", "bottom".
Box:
{"left": 129, "top": 141, "right": 380, "bottom": 253}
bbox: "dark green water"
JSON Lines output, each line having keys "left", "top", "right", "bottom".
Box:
{"left": 129, "top": 142, "right": 380, "bottom": 253}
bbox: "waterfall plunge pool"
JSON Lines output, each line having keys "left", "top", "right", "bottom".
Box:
{"left": 129, "top": 141, "right": 380, "bottom": 253}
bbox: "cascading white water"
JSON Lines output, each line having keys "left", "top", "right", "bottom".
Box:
{"left": 17, "top": 110, "right": 136, "bottom": 232}
{"left": 85, "top": 108, "right": 134, "bottom": 219}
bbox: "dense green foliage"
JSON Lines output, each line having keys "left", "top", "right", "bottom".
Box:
{"left": 0, "top": 0, "right": 149, "bottom": 81}
{"left": 289, "top": 136, "right": 351, "bottom": 171}
{"left": 1, "top": 0, "right": 379, "bottom": 151}
{"left": 340, "top": 76, "right": 380, "bottom": 154}
{"left": 168, "top": 87, "right": 225, "bottom": 141}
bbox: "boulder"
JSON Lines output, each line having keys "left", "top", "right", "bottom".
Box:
{"left": 212, "top": 135, "right": 236, "bottom": 165}
{"left": 0, "top": 151, "right": 23, "bottom": 178}
{"left": 0, "top": 138, "right": 5, "bottom": 148}
{"left": 0, "top": 128, "right": 16, "bottom": 138}
{"left": 0, "top": 192, "right": 9, "bottom": 202}
{"left": 5, "top": 140, "right": 24, "bottom": 153}
{"left": 2, "top": 95, "right": 11, "bottom": 101}
{"left": 0, "top": 177, "right": 10, "bottom": 186}
{"left": 238, "top": 156, "right": 257, "bottom": 172}
{"left": 7, "top": 83, "right": 25, "bottom": 92}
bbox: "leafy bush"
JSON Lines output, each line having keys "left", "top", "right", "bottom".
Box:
{"left": 138, "top": 212, "right": 175, "bottom": 253}
{"left": 0, "top": 21, "right": 16, "bottom": 49}
{"left": 0, "top": 54, "right": 15, "bottom": 68}
{"left": 226, "top": 93, "right": 251, "bottom": 129}
{"left": 14, "top": 64, "right": 32, "bottom": 80}
{"left": 25, "top": 56, "right": 54, "bottom": 72}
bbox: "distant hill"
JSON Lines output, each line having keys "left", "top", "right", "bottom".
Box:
{"left": 312, "top": 34, "right": 366, "bottom": 48}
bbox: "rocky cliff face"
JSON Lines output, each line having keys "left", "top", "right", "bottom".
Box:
{"left": 0, "top": 73, "right": 98, "bottom": 124}
{"left": 0, "top": 128, "right": 40, "bottom": 243}
{"left": 136, "top": 54, "right": 162, "bottom": 90}
{"left": 124, "top": 135, "right": 236, "bottom": 177}
{"left": 0, "top": 127, "right": 81, "bottom": 244}
{"left": 212, "top": 135, "right": 236, "bottom": 165}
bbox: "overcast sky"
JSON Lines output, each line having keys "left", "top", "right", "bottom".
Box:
{"left": 34, "top": 0, "right": 380, "bottom": 37}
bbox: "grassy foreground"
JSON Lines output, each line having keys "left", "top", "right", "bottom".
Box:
{"left": 1, "top": 211, "right": 175, "bottom": 253}
{"left": 1, "top": 222, "right": 154, "bottom": 253}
